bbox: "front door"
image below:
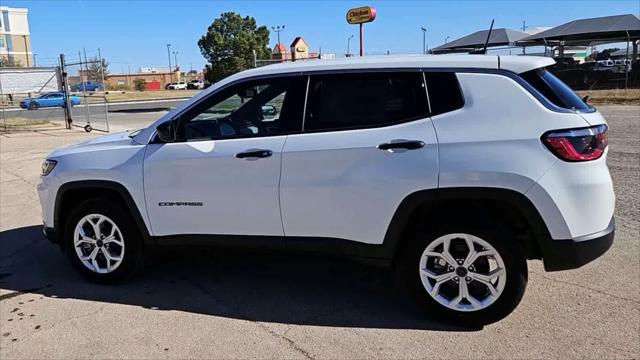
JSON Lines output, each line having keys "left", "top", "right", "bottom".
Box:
{"left": 144, "top": 75, "right": 307, "bottom": 237}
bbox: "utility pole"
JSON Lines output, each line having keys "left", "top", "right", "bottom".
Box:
{"left": 346, "top": 34, "right": 354, "bottom": 57}
{"left": 173, "top": 50, "right": 179, "bottom": 79}
{"left": 166, "top": 43, "right": 173, "bottom": 83}
{"left": 33, "top": 53, "right": 37, "bottom": 66}
{"left": 271, "top": 25, "right": 285, "bottom": 47}
{"left": 23, "top": 35, "right": 30, "bottom": 67}
{"left": 421, "top": 27, "right": 427, "bottom": 54}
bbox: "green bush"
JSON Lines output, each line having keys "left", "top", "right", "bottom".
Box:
{"left": 133, "top": 78, "right": 146, "bottom": 91}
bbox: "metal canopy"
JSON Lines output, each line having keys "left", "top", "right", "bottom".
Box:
{"left": 431, "top": 28, "right": 529, "bottom": 53}
{"left": 516, "top": 14, "right": 640, "bottom": 46}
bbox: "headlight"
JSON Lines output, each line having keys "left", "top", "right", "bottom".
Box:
{"left": 41, "top": 159, "right": 57, "bottom": 176}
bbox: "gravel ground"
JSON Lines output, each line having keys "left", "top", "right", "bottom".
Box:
{"left": 0, "top": 105, "right": 638, "bottom": 359}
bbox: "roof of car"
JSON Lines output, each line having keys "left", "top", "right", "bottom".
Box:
{"left": 227, "top": 55, "right": 554, "bottom": 84}
{"left": 132, "top": 54, "right": 554, "bottom": 144}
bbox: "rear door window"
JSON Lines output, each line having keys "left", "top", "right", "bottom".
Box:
{"left": 520, "top": 69, "right": 591, "bottom": 111}
{"left": 303, "top": 72, "right": 429, "bottom": 132}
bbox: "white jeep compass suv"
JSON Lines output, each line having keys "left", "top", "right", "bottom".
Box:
{"left": 37, "top": 55, "right": 615, "bottom": 325}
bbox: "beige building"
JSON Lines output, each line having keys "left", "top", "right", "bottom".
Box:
{"left": 0, "top": 6, "right": 33, "bottom": 67}
{"left": 104, "top": 69, "right": 181, "bottom": 90}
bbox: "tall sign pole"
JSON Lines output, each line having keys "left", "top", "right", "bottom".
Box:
{"left": 359, "top": 24, "right": 363, "bottom": 56}
{"left": 346, "top": 6, "right": 376, "bottom": 57}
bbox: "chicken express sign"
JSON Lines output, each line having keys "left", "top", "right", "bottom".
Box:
{"left": 346, "top": 6, "right": 376, "bottom": 56}
{"left": 346, "top": 6, "right": 377, "bottom": 24}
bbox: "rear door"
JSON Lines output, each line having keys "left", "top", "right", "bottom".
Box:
{"left": 279, "top": 71, "right": 439, "bottom": 245}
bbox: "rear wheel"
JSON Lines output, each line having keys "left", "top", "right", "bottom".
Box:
{"left": 398, "top": 220, "right": 527, "bottom": 326}
{"left": 64, "top": 198, "right": 143, "bottom": 283}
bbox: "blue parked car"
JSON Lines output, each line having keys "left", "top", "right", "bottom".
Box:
{"left": 71, "top": 81, "right": 103, "bottom": 92}
{"left": 20, "top": 92, "right": 81, "bottom": 110}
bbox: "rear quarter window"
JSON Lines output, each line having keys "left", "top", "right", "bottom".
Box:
{"left": 520, "top": 69, "right": 591, "bottom": 111}
{"left": 424, "top": 72, "right": 464, "bottom": 116}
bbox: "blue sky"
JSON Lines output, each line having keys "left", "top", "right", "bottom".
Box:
{"left": 7, "top": 0, "right": 640, "bottom": 73}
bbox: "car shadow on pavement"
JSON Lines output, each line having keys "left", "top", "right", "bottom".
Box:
{"left": 0, "top": 225, "right": 480, "bottom": 331}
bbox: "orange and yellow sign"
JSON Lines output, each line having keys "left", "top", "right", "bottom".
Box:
{"left": 346, "top": 6, "right": 377, "bottom": 24}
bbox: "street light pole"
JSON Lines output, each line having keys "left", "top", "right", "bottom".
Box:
{"left": 420, "top": 27, "right": 427, "bottom": 54}
{"left": 173, "top": 51, "right": 179, "bottom": 81}
{"left": 166, "top": 43, "right": 173, "bottom": 84}
{"left": 271, "top": 25, "right": 285, "bottom": 47}
{"left": 173, "top": 51, "right": 179, "bottom": 71}
{"left": 346, "top": 34, "right": 354, "bottom": 57}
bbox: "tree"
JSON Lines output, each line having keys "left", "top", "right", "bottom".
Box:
{"left": 84, "top": 56, "right": 109, "bottom": 82}
{"left": 133, "top": 78, "right": 146, "bottom": 91}
{"left": 198, "top": 12, "right": 270, "bottom": 82}
{"left": 0, "top": 57, "right": 23, "bottom": 67}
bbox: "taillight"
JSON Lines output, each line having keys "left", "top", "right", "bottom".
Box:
{"left": 542, "top": 124, "right": 608, "bottom": 161}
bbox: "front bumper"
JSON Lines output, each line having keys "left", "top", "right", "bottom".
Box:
{"left": 540, "top": 217, "right": 614, "bottom": 271}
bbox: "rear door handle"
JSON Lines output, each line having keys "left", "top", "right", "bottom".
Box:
{"left": 378, "top": 140, "right": 425, "bottom": 151}
{"left": 235, "top": 149, "right": 273, "bottom": 159}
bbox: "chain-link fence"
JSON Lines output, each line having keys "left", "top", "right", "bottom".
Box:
{"left": 0, "top": 66, "right": 65, "bottom": 132}
{"left": 61, "top": 49, "right": 110, "bottom": 132}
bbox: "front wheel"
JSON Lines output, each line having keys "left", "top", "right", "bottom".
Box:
{"left": 64, "top": 198, "right": 144, "bottom": 283}
{"left": 398, "top": 221, "right": 527, "bottom": 326}
{"left": 28, "top": 102, "right": 39, "bottom": 110}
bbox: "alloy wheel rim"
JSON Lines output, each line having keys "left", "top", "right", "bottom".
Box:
{"left": 73, "top": 214, "right": 125, "bottom": 274}
{"left": 418, "top": 233, "right": 506, "bottom": 312}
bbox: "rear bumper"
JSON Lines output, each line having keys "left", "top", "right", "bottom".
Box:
{"left": 540, "top": 217, "right": 614, "bottom": 271}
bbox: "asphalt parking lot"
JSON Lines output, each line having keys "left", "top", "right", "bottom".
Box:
{"left": 0, "top": 105, "right": 638, "bottom": 359}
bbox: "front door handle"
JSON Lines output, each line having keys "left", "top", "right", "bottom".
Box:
{"left": 378, "top": 140, "right": 425, "bottom": 151}
{"left": 235, "top": 149, "right": 273, "bottom": 159}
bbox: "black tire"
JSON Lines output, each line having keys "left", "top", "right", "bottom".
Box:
{"left": 28, "top": 102, "right": 39, "bottom": 110}
{"left": 84, "top": 124, "right": 92, "bottom": 132}
{"left": 64, "top": 198, "right": 144, "bottom": 283}
{"left": 397, "top": 219, "right": 527, "bottom": 326}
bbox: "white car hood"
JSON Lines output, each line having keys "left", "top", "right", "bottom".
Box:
{"left": 48, "top": 131, "right": 137, "bottom": 158}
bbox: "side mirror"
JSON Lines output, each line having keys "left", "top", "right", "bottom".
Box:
{"left": 582, "top": 95, "right": 590, "bottom": 104}
{"left": 156, "top": 120, "right": 176, "bottom": 143}
{"left": 261, "top": 104, "right": 277, "bottom": 117}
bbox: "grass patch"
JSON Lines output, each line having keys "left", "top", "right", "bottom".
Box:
{"left": 576, "top": 89, "right": 640, "bottom": 106}
{"left": 103, "top": 90, "right": 199, "bottom": 102}
{"left": 0, "top": 118, "right": 51, "bottom": 131}
{"left": 71, "top": 90, "right": 198, "bottom": 104}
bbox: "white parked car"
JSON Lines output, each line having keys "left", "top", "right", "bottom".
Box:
{"left": 37, "top": 55, "right": 614, "bottom": 325}
{"left": 168, "top": 81, "right": 187, "bottom": 90}
{"left": 188, "top": 79, "right": 205, "bottom": 89}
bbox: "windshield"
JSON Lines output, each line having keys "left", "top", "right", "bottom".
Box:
{"left": 520, "top": 69, "right": 592, "bottom": 111}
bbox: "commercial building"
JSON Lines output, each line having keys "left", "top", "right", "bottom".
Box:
{"left": 0, "top": 6, "right": 33, "bottom": 67}
{"left": 104, "top": 68, "right": 182, "bottom": 90}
